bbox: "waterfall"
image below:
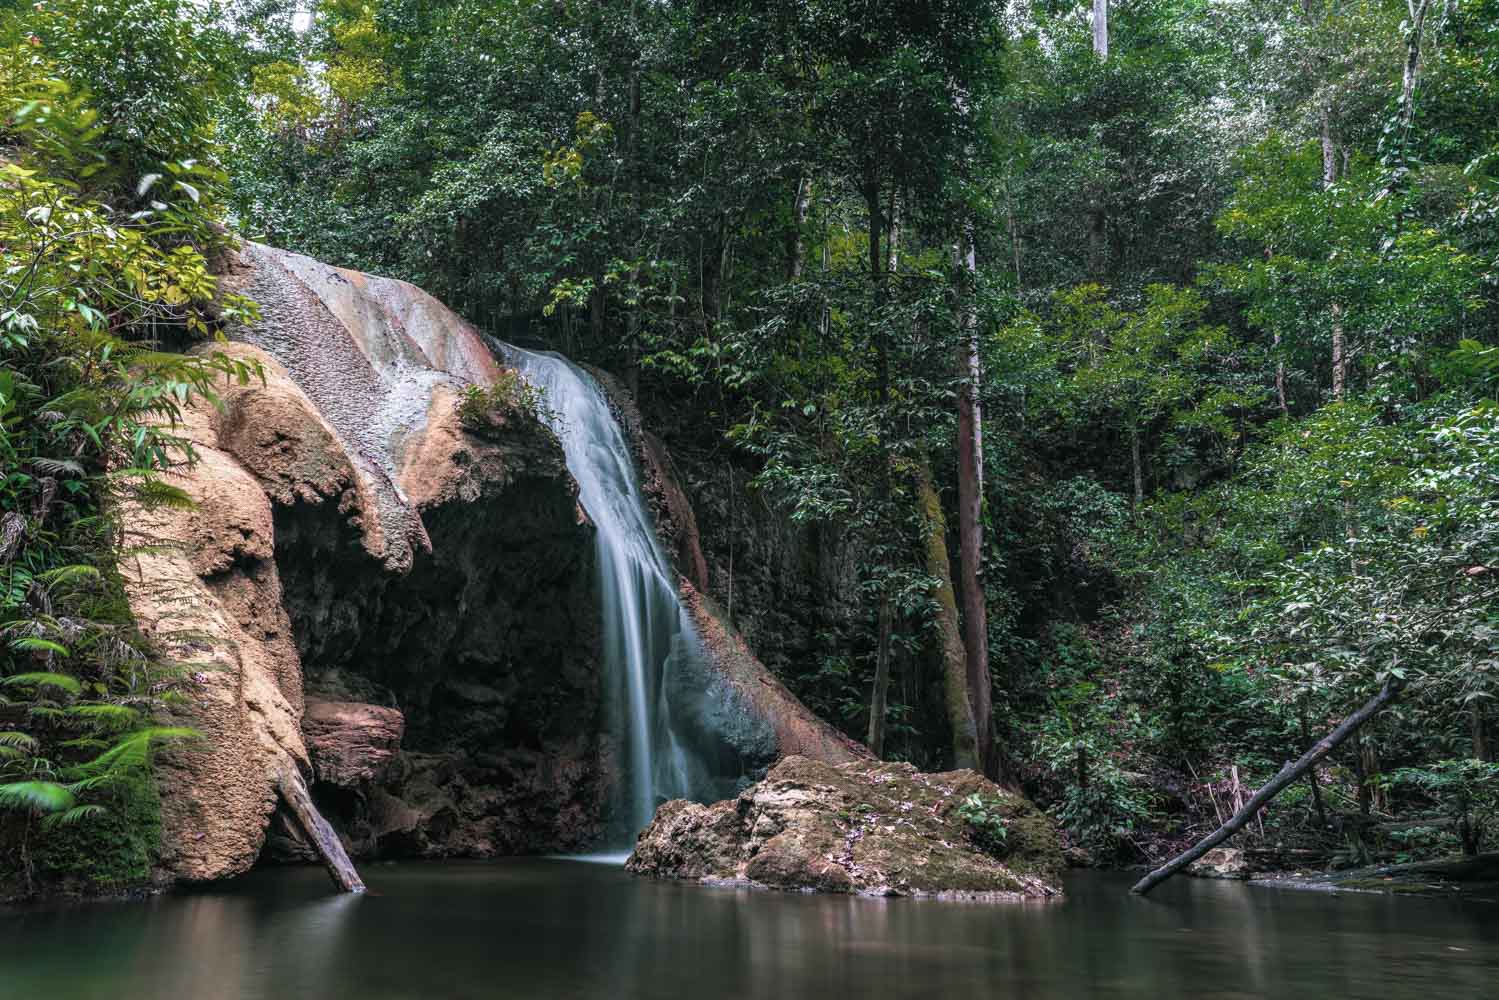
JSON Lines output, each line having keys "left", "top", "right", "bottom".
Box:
{"left": 499, "top": 346, "right": 713, "bottom": 837}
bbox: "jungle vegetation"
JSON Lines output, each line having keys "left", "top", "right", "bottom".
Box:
{"left": 3, "top": 0, "right": 1498, "bottom": 886}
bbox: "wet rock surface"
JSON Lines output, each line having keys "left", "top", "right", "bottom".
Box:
{"left": 627, "top": 756, "right": 1065, "bottom": 899}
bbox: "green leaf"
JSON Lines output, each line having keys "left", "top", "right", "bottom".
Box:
{"left": 1, "top": 671, "right": 81, "bottom": 694}
{"left": 0, "top": 781, "right": 76, "bottom": 814}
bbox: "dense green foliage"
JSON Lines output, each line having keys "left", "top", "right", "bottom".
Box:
{"left": 0, "top": 1, "right": 260, "bottom": 894}
{"left": 7, "top": 0, "right": 1499, "bottom": 880}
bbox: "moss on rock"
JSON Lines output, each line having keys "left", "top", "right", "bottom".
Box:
{"left": 627, "top": 756, "right": 1064, "bottom": 899}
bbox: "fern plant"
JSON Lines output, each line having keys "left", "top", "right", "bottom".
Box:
{"left": 0, "top": 34, "right": 259, "bottom": 894}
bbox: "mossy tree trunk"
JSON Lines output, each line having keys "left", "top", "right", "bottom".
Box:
{"left": 915, "top": 460, "right": 980, "bottom": 771}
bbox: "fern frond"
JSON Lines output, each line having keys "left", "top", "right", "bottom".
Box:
{"left": 0, "top": 731, "right": 39, "bottom": 750}
{"left": 1, "top": 671, "right": 81, "bottom": 695}
{"left": 64, "top": 703, "right": 141, "bottom": 730}
{"left": 7, "top": 636, "right": 71, "bottom": 658}
{"left": 0, "top": 780, "right": 75, "bottom": 814}
{"left": 37, "top": 564, "right": 102, "bottom": 588}
{"left": 40, "top": 803, "right": 107, "bottom": 828}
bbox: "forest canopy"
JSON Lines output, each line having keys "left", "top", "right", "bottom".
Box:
{"left": 3, "top": 0, "right": 1498, "bottom": 884}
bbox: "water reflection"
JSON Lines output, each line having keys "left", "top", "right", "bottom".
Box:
{"left": 4, "top": 862, "right": 1498, "bottom": 999}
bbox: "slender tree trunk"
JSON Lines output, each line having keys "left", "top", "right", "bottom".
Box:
{"left": 1320, "top": 109, "right": 1347, "bottom": 402}
{"left": 1092, "top": 0, "right": 1108, "bottom": 60}
{"left": 916, "top": 460, "right": 980, "bottom": 771}
{"left": 789, "top": 175, "right": 813, "bottom": 281}
{"left": 1473, "top": 703, "right": 1491, "bottom": 762}
{"left": 867, "top": 596, "right": 893, "bottom": 757}
{"left": 1131, "top": 679, "right": 1404, "bottom": 895}
{"left": 1004, "top": 177, "right": 1023, "bottom": 293}
{"left": 1300, "top": 709, "right": 1328, "bottom": 828}
{"left": 1130, "top": 423, "right": 1144, "bottom": 509}
{"left": 1352, "top": 727, "right": 1373, "bottom": 818}
{"left": 955, "top": 224, "right": 995, "bottom": 777}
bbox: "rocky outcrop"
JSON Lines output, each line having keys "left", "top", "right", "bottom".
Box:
{"left": 127, "top": 243, "right": 606, "bottom": 884}
{"left": 627, "top": 756, "right": 1064, "bottom": 899}
{"left": 303, "top": 700, "right": 405, "bottom": 787}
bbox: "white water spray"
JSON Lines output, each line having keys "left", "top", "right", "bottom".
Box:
{"left": 501, "top": 346, "right": 708, "bottom": 836}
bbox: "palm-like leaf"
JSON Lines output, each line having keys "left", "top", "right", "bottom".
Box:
{"left": 1, "top": 671, "right": 81, "bottom": 695}
{"left": 0, "top": 780, "right": 76, "bottom": 814}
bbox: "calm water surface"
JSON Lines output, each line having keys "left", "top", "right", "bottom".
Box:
{"left": 4, "top": 860, "right": 1497, "bottom": 999}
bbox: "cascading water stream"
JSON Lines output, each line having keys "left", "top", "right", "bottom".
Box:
{"left": 500, "top": 345, "right": 711, "bottom": 838}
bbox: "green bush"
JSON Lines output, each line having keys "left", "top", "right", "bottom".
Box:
{"left": 457, "top": 370, "right": 554, "bottom": 430}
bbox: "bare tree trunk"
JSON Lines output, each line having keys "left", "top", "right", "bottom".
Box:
{"left": 955, "top": 224, "right": 994, "bottom": 777}
{"left": 276, "top": 764, "right": 366, "bottom": 893}
{"left": 789, "top": 176, "right": 813, "bottom": 281}
{"left": 1320, "top": 109, "right": 1348, "bottom": 402}
{"left": 867, "top": 596, "right": 893, "bottom": 757}
{"left": 916, "top": 461, "right": 980, "bottom": 771}
{"left": 1473, "top": 702, "right": 1491, "bottom": 762}
{"left": 1130, "top": 423, "right": 1144, "bottom": 509}
{"left": 1376, "top": 0, "right": 1432, "bottom": 206}
{"left": 1131, "top": 679, "right": 1403, "bottom": 895}
{"left": 1092, "top": 0, "right": 1108, "bottom": 60}
{"left": 1299, "top": 709, "right": 1328, "bottom": 828}
{"left": 867, "top": 196, "right": 900, "bottom": 760}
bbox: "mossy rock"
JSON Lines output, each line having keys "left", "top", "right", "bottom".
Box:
{"left": 628, "top": 755, "right": 1064, "bottom": 899}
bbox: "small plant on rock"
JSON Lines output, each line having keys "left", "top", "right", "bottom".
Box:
{"left": 956, "top": 793, "right": 1010, "bottom": 856}
{"left": 458, "top": 370, "right": 554, "bottom": 430}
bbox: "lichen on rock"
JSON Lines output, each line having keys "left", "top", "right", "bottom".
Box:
{"left": 627, "top": 756, "right": 1065, "bottom": 899}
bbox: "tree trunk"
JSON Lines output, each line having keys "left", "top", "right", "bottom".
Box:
{"left": 1473, "top": 702, "right": 1491, "bottom": 762}
{"left": 1092, "top": 0, "right": 1108, "bottom": 60}
{"left": 789, "top": 175, "right": 813, "bottom": 281}
{"left": 1320, "top": 109, "right": 1347, "bottom": 402}
{"left": 1130, "top": 423, "right": 1144, "bottom": 509}
{"left": 954, "top": 224, "right": 995, "bottom": 777}
{"left": 867, "top": 595, "right": 893, "bottom": 757}
{"left": 916, "top": 461, "right": 980, "bottom": 771}
{"left": 1131, "top": 679, "right": 1403, "bottom": 895}
{"left": 276, "top": 764, "right": 366, "bottom": 894}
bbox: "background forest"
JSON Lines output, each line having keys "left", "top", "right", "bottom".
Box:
{"left": 3, "top": 0, "right": 1499, "bottom": 886}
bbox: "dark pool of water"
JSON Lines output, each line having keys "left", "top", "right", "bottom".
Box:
{"left": 4, "top": 859, "right": 1497, "bottom": 999}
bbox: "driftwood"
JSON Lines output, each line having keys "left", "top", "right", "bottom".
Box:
{"left": 275, "top": 764, "right": 366, "bottom": 893}
{"left": 1131, "top": 679, "right": 1403, "bottom": 896}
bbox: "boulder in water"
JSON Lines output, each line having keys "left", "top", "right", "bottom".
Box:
{"left": 627, "top": 756, "right": 1064, "bottom": 899}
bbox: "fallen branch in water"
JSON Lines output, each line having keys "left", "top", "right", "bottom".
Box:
{"left": 276, "top": 763, "right": 366, "bottom": 894}
{"left": 1131, "top": 679, "right": 1404, "bottom": 896}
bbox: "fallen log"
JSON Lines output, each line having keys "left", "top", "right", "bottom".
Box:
{"left": 1131, "top": 678, "right": 1403, "bottom": 896}
{"left": 275, "top": 764, "right": 366, "bottom": 893}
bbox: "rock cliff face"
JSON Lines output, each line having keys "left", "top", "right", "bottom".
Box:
{"left": 128, "top": 243, "right": 605, "bottom": 884}
{"left": 627, "top": 756, "right": 1064, "bottom": 899}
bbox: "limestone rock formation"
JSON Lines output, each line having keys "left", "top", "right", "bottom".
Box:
{"left": 303, "top": 700, "right": 406, "bottom": 788}
{"left": 627, "top": 756, "right": 1064, "bottom": 899}
{"left": 126, "top": 342, "right": 345, "bottom": 883}
{"left": 127, "top": 243, "right": 606, "bottom": 884}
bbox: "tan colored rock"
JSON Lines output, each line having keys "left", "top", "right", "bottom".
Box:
{"left": 627, "top": 756, "right": 1064, "bottom": 899}
{"left": 303, "top": 700, "right": 405, "bottom": 787}
{"left": 126, "top": 345, "right": 331, "bottom": 883}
